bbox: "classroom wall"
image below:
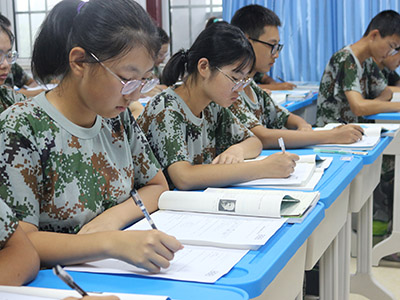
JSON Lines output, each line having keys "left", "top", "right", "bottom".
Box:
{"left": 223, "top": 0, "right": 400, "bottom": 82}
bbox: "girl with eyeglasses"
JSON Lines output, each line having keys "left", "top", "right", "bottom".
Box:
{"left": 0, "top": 23, "right": 25, "bottom": 113}
{"left": 137, "top": 22, "right": 298, "bottom": 190}
{"left": 0, "top": 0, "right": 182, "bottom": 273}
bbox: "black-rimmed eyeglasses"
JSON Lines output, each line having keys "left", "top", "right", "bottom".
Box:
{"left": 0, "top": 50, "right": 18, "bottom": 65}
{"left": 216, "top": 67, "right": 252, "bottom": 92}
{"left": 249, "top": 38, "right": 283, "bottom": 55}
{"left": 89, "top": 52, "right": 159, "bottom": 95}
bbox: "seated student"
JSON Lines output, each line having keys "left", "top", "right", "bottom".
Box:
{"left": 0, "top": 13, "right": 45, "bottom": 97}
{"left": 0, "top": 199, "right": 39, "bottom": 285}
{"left": 0, "top": 22, "right": 26, "bottom": 113}
{"left": 130, "top": 27, "right": 170, "bottom": 119}
{"left": 0, "top": 0, "right": 182, "bottom": 273}
{"left": 316, "top": 10, "right": 400, "bottom": 126}
{"left": 137, "top": 22, "right": 298, "bottom": 191}
{"left": 229, "top": 4, "right": 363, "bottom": 149}
{"left": 374, "top": 51, "right": 400, "bottom": 92}
{"left": 254, "top": 72, "right": 297, "bottom": 91}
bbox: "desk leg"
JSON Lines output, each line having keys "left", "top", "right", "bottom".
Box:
{"left": 372, "top": 154, "right": 400, "bottom": 266}
{"left": 319, "top": 237, "right": 339, "bottom": 300}
{"left": 350, "top": 196, "right": 395, "bottom": 300}
{"left": 338, "top": 213, "right": 351, "bottom": 300}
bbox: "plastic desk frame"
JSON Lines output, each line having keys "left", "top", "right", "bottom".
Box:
{"left": 364, "top": 113, "right": 400, "bottom": 267}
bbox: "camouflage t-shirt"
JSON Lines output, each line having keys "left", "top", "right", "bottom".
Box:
{"left": 381, "top": 67, "right": 400, "bottom": 86}
{"left": 230, "top": 81, "right": 290, "bottom": 129}
{"left": 137, "top": 87, "right": 254, "bottom": 189}
{"left": 0, "top": 85, "right": 26, "bottom": 114}
{"left": 316, "top": 45, "right": 387, "bottom": 126}
{"left": 0, "top": 92, "right": 160, "bottom": 233}
{"left": 0, "top": 199, "right": 19, "bottom": 249}
{"left": 5, "top": 63, "right": 31, "bottom": 89}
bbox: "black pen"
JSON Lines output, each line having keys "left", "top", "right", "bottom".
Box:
{"left": 130, "top": 188, "right": 158, "bottom": 229}
{"left": 53, "top": 265, "right": 88, "bottom": 297}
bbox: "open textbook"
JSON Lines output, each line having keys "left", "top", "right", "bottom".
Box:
{"left": 233, "top": 154, "right": 331, "bottom": 191}
{"left": 270, "top": 89, "right": 314, "bottom": 104}
{"left": 0, "top": 286, "right": 170, "bottom": 300}
{"left": 313, "top": 123, "right": 400, "bottom": 150}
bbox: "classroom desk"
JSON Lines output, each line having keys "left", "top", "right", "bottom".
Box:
{"left": 231, "top": 149, "right": 362, "bottom": 300}
{"left": 282, "top": 92, "right": 318, "bottom": 125}
{"left": 27, "top": 151, "right": 363, "bottom": 300}
{"left": 345, "top": 136, "right": 396, "bottom": 300}
{"left": 364, "top": 113, "right": 400, "bottom": 267}
{"left": 28, "top": 270, "right": 250, "bottom": 300}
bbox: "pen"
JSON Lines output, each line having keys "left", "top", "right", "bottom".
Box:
{"left": 278, "top": 137, "right": 286, "bottom": 153}
{"left": 130, "top": 188, "right": 158, "bottom": 229}
{"left": 53, "top": 265, "right": 88, "bottom": 297}
{"left": 314, "top": 148, "right": 368, "bottom": 155}
{"left": 276, "top": 76, "right": 285, "bottom": 83}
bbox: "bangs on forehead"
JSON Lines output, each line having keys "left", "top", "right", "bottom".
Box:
{"left": 232, "top": 56, "right": 254, "bottom": 73}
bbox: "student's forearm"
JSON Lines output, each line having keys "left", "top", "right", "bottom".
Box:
{"left": 285, "top": 113, "right": 311, "bottom": 130}
{"left": 350, "top": 98, "right": 400, "bottom": 116}
{"left": 234, "top": 136, "right": 262, "bottom": 159}
{"left": 388, "top": 85, "right": 400, "bottom": 93}
{"left": 0, "top": 226, "right": 40, "bottom": 285}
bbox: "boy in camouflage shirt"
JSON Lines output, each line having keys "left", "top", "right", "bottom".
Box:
{"left": 230, "top": 5, "right": 363, "bottom": 149}
{"left": 316, "top": 10, "right": 400, "bottom": 126}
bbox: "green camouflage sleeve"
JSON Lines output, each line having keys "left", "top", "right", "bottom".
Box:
{"left": 365, "top": 59, "right": 387, "bottom": 98}
{"left": 229, "top": 96, "right": 262, "bottom": 129}
{"left": 214, "top": 103, "right": 254, "bottom": 155}
{"left": 252, "top": 83, "right": 290, "bottom": 128}
{"left": 137, "top": 94, "right": 192, "bottom": 170}
{"left": 0, "top": 86, "right": 27, "bottom": 113}
{"left": 120, "top": 110, "right": 161, "bottom": 188}
{"left": 0, "top": 199, "right": 19, "bottom": 249}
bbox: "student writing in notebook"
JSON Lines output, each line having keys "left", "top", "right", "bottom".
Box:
{"left": 229, "top": 5, "right": 364, "bottom": 149}
{"left": 137, "top": 22, "right": 298, "bottom": 190}
{"left": 316, "top": 10, "right": 400, "bottom": 126}
{"left": 316, "top": 10, "right": 400, "bottom": 238}
{"left": 0, "top": 0, "right": 182, "bottom": 273}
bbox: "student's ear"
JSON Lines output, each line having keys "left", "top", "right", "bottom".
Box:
{"left": 368, "top": 29, "right": 381, "bottom": 42}
{"left": 197, "top": 57, "right": 211, "bottom": 79}
{"left": 69, "top": 47, "right": 87, "bottom": 77}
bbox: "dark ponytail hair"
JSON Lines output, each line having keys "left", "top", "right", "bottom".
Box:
{"left": 161, "top": 22, "right": 255, "bottom": 86}
{"left": 32, "top": 0, "right": 160, "bottom": 84}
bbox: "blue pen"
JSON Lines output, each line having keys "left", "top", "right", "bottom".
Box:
{"left": 130, "top": 188, "right": 158, "bottom": 230}
{"left": 277, "top": 76, "right": 285, "bottom": 83}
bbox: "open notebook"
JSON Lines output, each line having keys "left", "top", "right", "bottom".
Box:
{"left": 313, "top": 123, "right": 400, "bottom": 150}
{"left": 233, "top": 154, "right": 331, "bottom": 191}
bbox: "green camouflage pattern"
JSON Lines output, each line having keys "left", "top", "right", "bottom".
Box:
{"left": 137, "top": 87, "right": 254, "bottom": 189}
{"left": 0, "top": 85, "right": 26, "bottom": 113}
{"left": 316, "top": 46, "right": 386, "bottom": 126}
{"left": 5, "top": 63, "right": 31, "bottom": 88}
{"left": 0, "top": 93, "right": 160, "bottom": 233}
{"left": 381, "top": 67, "right": 400, "bottom": 86}
{"left": 0, "top": 199, "right": 19, "bottom": 249}
{"left": 230, "top": 81, "right": 290, "bottom": 129}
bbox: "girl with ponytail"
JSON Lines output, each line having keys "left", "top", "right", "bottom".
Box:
{"left": 0, "top": 0, "right": 182, "bottom": 273}
{"left": 138, "top": 22, "right": 299, "bottom": 190}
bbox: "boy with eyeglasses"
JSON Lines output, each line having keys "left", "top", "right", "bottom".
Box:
{"left": 316, "top": 10, "right": 400, "bottom": 126}
{"left": 230, "top": 4, "right": 363, "bottom": 149}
